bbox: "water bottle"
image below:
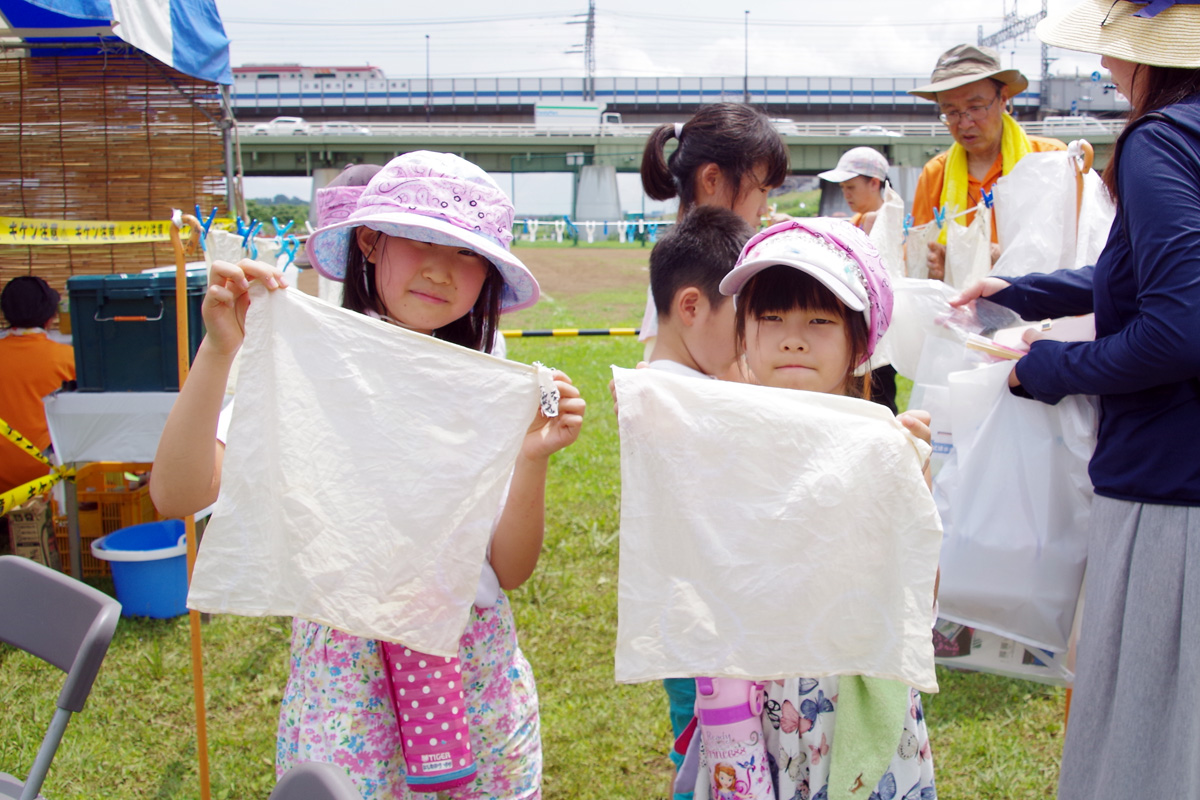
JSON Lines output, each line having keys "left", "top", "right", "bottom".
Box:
{"left": 379, "top": 642, "right": 476, "bottom": 792}
{"left": 695, "top": 677, "right": 774, "bottom": 800}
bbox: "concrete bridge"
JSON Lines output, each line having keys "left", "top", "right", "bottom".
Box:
{"left": 237, "top": 119, "right": 1122, "bottom": 178}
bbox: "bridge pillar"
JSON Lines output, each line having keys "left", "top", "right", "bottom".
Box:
{"left": 574, "top": 164, "right": 622, "bottom": 221}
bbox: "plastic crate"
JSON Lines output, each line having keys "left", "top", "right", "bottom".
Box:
{"left": 54, "top": 462, "right": 159, "bottom": 578}
{"left": 67, "top": 272, "right": 206, "bottom": 391}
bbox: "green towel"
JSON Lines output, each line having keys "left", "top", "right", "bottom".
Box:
{"left": 827, "top": 676, "right": 910, "bottom": 799}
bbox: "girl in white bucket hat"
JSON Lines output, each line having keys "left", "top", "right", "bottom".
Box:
{"left": 152, "top": 150, "right": 587, "bottom": 798}
{"left": 953, "top": 4, "right": 1200, "bottom": 799}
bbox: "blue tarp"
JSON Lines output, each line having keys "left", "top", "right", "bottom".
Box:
{"left": 2, "top": 0, "right": 231, "bottom": 84}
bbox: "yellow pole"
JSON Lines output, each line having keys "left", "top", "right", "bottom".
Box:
{"left": 171, "top": 212, "right": 211, "bottom": 800}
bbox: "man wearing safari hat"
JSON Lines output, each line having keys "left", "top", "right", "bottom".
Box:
{"left": 818, "top": 146, "right": 890, "bottom": 234}
{"left": 909, "top": 44, "right": 1066, "bottom": 280}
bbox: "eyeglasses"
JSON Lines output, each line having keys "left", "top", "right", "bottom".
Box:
{"left": 938, "top": 93, "right": 1001, "bottom": 126}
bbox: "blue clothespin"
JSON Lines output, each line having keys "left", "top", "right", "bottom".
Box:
{"left": 648, "top": 222, "right": 660, "bottom": 243}
{"left": 193, "top": 204, "right": 218, "bottom": 251}
{"left": 562, "top": 215, "right": 577, "bottom": 238}
{"left": 280, "top": 234, "right": 300, "bottom": 267}
{"left": 932, "top": 206, "right": 947, "bottom": 229}
{"left": 272, "top": 216, "right": 294, "bottom": 241}
{"left": 235, "top": 216, "right": 250, "bottom": 238}
{"left": 981, "top": 188, "right": 994, "bottom": 209}
{"left": 902, "top": 213, "right": 913, "bottom": 243}
{"left": 242, "top": 219, "right": 262, "bottom": 260}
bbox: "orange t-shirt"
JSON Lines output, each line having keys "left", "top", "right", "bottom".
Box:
{"left": 910, "top": 136, "right": 1067, "bottom": 243}
{"left": 0, "top": 331, "right": 75, "bottom": 494}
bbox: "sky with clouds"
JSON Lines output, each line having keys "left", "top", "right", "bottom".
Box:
{"left": 216, "top": 0, "right": 1105, "bottom": 84}
{"left": 223, "top": 1, "right": 1107, "bottom": 209}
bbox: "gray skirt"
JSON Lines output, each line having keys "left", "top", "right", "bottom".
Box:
{"left": 1058, "top": 496, "right": 1200, "bottom": 800}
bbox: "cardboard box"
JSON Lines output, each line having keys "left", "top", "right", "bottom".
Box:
{"left": 7, "top": 496, "right": 61, "bottom": 570}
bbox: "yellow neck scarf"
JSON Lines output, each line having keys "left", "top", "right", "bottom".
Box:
{"left": 937, "top": 112, "right": 1031, "bottom": 244}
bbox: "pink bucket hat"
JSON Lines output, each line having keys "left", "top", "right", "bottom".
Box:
{"left": 306, "top": 151, "right": 539, "bottom": 312}
{"left": 719, "top": 217, "right": 894, "bottom": 363}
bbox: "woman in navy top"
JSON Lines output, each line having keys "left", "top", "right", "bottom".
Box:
{"left": 954, "top": 2, "right": 1200, "bottom": 799}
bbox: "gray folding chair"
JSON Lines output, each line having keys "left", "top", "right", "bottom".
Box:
{"left": 268, "top": 762, "right": 362, "bottom": 800}
{"left": 0, "top": 555, "right": 121, "bottom": 800}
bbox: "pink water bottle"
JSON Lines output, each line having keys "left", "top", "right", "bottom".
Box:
{"left": 695, "top": 677, "right": 774, "bottom": 800}
{"left": 379, "top": 642, "right": 476, "bottom": 792}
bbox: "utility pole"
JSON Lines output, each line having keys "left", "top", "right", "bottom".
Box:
{"left": 978, "top": 0, "right": 1050, "bottom": 114}
{"left": 744, "top": 10, "right": 750, "bottom": 104}
{"left": 425, "top": 34, "right": 431, "bottom": 123}
{"left": 567, "top": 1, "right": 596, "bottom": 101}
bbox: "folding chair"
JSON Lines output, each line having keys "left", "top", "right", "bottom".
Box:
{"left": 0, "top": 556, "right": 121, "bottom": 800}
{"left": 267, "top": 761, "right": 362, "bottom": 800}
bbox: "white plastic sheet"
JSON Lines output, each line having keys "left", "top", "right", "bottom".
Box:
{"left": 934, "top": 361, "right": 1096, "bottom": 652}
{"left": 188, "top": 285, "right": 549, "bottom": 656}
{"left": 612, "top": 367, "right": 942, "bottom": 692}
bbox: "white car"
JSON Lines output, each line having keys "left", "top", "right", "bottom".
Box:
{"left": 318, "top": 121, "right": 371, "bottom": 136}
{"left": 771, "top": 117, "right": 801, "bottom": 135}
{"left": 1040, "top": 115, "right": 1111, "bottom": 135}
{"left": 847, "top": 124, "right": 903, "bottom": 137}
{"left": 251, "top": 116, "right": 311, "bottom": 136}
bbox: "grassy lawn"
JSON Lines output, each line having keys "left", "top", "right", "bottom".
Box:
{"left": 0, "top": 249, "right": 1065, "bottom": 799}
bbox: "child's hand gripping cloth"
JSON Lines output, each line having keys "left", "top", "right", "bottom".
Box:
{"left": 187, "top": 285, "right": 556, "bottom": 657}
{"left": 612, "top": 366, "right": 942, "bottom": 693}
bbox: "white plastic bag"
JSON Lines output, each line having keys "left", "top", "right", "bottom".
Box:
{"left": 944, "top": 203, "right": 992, "bottom": 290}
{"left": 992, "top": 146, "right": 1115, "bottom": 279}
{"left": 934, "top": 360, "right": 1096, "bottom": 652}
{"left": 904, "top": 221, "right": 939, "bottom": 280}
{"left": 188, "top": 285, "right": 552, "bottom": 656}
{"left": 868, "top": 183, "right": 906, "bottom": 280}
{"left": 612, "top": 367, "right": 943, "bottom": 692}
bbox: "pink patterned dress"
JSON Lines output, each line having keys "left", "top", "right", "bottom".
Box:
{"left": 276, "top": 592, "right": 540, "bottom": 799}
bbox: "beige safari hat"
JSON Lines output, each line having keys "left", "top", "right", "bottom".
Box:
{"left": 1036, "top": 0, "right": 1200, "bottom": 69}
{"left": 909, "top": 44, "right": 1030, "bottom": 101}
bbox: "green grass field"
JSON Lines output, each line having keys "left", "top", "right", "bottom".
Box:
{"left": 0, "top": 251, "right": 1066, "bottom": 799}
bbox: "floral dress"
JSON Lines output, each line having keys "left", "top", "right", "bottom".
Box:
{"left": 762, "top": 677, "right": 935, "bottom": 800}
{"left": 276, "top": 592, "right": 540, "bottom": 799}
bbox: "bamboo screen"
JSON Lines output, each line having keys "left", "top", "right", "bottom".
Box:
{"left": 0, "top": 52, "right": 226, "bottom": 296}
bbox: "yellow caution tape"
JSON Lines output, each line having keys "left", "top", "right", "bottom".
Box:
{"left": 0, "top": 216, "right": 232, "bottom": 246}
{"left": 0, "top": 417, "right": 76, "bottom": 515}
{"left": 1, "top": 418, "right": 53, "bottom": 468}
{"left": 0, "top": 468, "right": 74, "bottom": 517}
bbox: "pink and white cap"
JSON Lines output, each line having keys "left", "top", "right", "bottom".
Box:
{"left": 719, "top": 218, "right": 894, "bottom": 363}
{"left": 306, "top": 151, "right": 539, "bottom": 312}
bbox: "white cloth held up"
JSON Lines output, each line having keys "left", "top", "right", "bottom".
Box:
{"left": 612, "top": 367, "right": 943, "bottom": 692}
{"left": 188, "top": 285, "right": 550, "bottom": 656}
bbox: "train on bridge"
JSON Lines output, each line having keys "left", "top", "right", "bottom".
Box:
{"left": 231, "top": 64, "right": 1126, "bottom": 122}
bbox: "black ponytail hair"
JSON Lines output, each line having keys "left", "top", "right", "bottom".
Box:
{"left": 641, "top": 103, "right": 789, "bottom": 216}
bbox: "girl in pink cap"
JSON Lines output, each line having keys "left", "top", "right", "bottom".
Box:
{"left": 717, "top": 217, "right": 938, "bottom": 800}
{"left": 152, "top": 151, "right": 586, "bottom": 799}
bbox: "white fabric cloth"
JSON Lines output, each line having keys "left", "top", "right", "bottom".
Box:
{"left": 612, "top": 367, "right": 942, "bottom": 692}
{"left": 188, "top": 285, "right": 550, "bottom": 656}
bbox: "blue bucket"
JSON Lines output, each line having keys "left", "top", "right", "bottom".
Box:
{"left": 92, "top": 520, "right": 188, "bottom": 618}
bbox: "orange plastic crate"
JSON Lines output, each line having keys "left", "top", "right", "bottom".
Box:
{"left": 54, "top": 462, "right": 159, "bottom": 578}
